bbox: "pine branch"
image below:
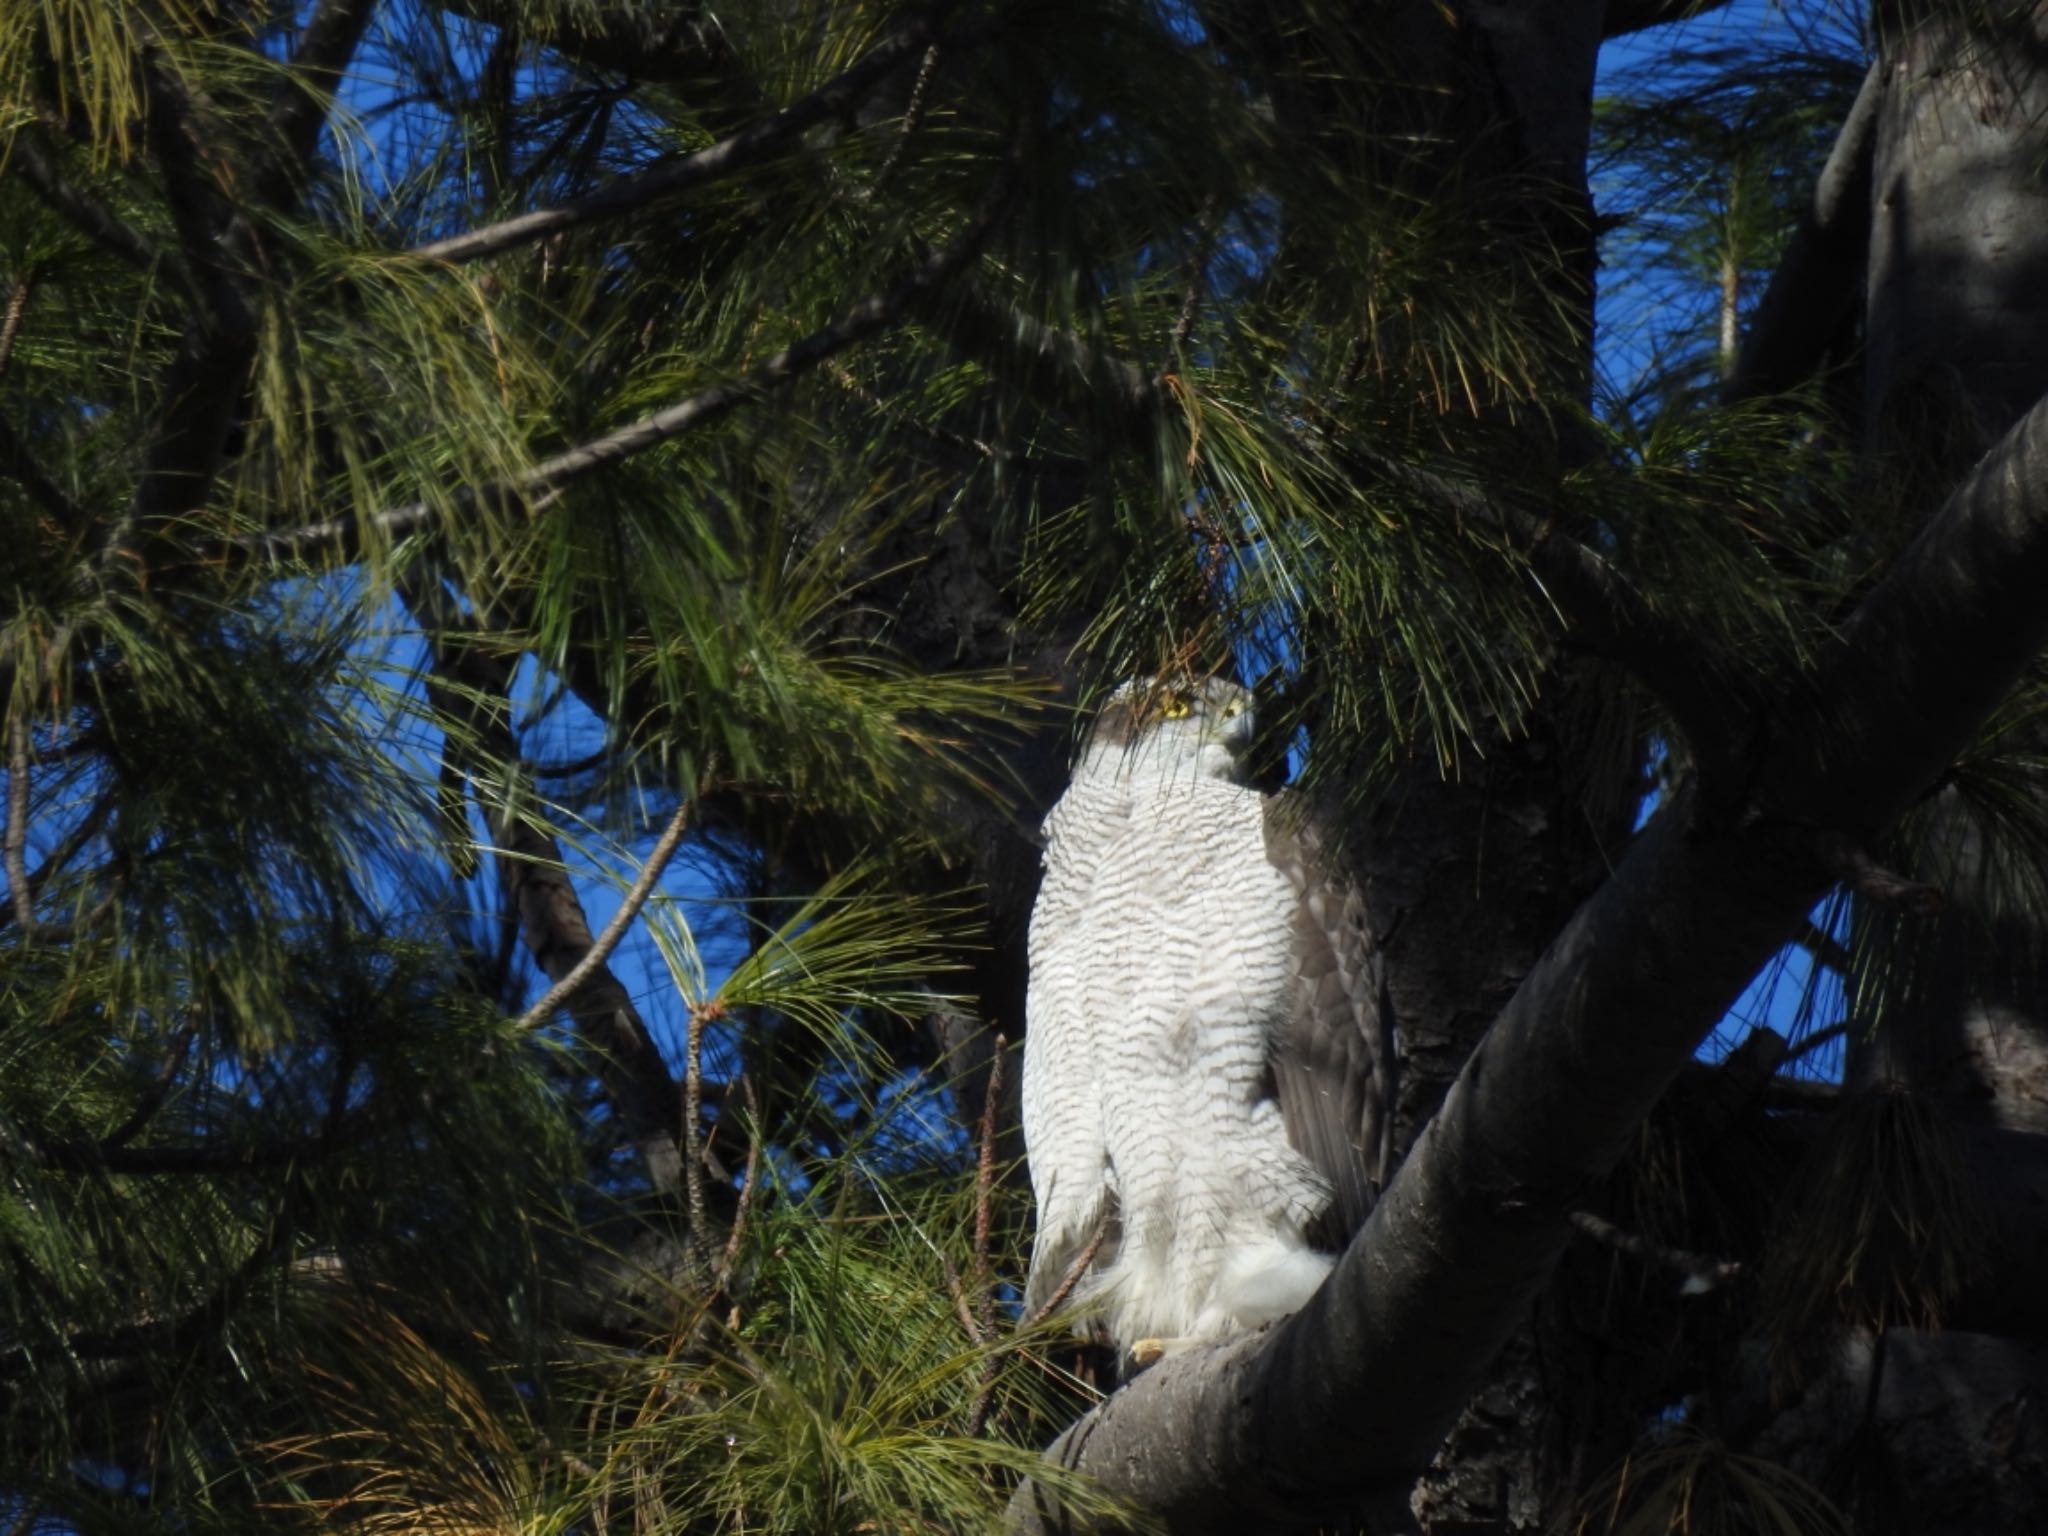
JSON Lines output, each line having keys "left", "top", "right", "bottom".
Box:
{"left": 428, "top": 0, "right": 747, "bottom": 91}
{"left": 0, "top": 414, "right": 86, "bottom": 534}
{"left": 1601, "top": 0, "right": 1741, "bottom": 38}
{"left": 9, "top": 137, "right": 162, "bottom": 272}
{"left": 400, "top": 575, "right": 688, "bottom": 1193}
{"left": 407, "top": 4, "right": 960, "bottom": 266}
{"left": 240, "top": 203, "right": 1001, "bottom": 564}
{"left": 1340, "top": 442, "right": 1750, "bottom": 768}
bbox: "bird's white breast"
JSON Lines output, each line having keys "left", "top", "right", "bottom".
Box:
{"left": 1023, "top": 754, "right": 1331, "bottom": 1346}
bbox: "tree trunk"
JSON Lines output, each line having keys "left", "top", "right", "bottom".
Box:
{"left": 1773, "top": 13, "right": 2048, "bottom": 1531}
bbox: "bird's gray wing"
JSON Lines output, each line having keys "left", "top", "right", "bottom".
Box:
{"left": 1262, "top": 791, "right": 1395, "bottom": 1247}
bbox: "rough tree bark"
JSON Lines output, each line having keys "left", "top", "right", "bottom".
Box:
{"left": 1758, "top": 11, "right": 2048, "bottom": 1531}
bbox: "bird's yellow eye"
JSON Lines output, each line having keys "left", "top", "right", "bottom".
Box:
{"left": 1157, "top": 691, "right": 1193, "bottom": 719}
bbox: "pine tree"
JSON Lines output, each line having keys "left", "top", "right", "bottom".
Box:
{"left": 4, "top": 1, "right": 2048, "bottom": 1532}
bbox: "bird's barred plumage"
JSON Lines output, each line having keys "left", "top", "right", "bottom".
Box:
{"left": 1021, "top": 676, "right": 1394, "bottom": 1352}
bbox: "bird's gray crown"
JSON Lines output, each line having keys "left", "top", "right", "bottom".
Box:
{"left": 1080, "top": 674, "right": 1256, "bottom": 769}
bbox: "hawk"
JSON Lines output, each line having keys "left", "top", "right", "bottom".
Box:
{"left": 1020, "top": 675, "right": 1395, "bottom": 1358}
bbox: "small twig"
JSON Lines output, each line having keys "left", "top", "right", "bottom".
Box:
{"left": 943, "top": 1255, "right": 986, "bottom": 1346}
{"left": 1797, "top": 920, "right": 1854, "bottom": 976}
{"left": 683, "top": 998, "right": 726, "bottom": 1235}
{"left": 968, "top": 1216, "right": 1109, "bottom": 1437}
{"left": 0, "top": 276, "right": 32, "bottom": 380}
{"left": 515, "top": 794, "right": 694, "bottom": 1030}
{"left": 1568, "top": 1210, "right": 1744, "bottom": 1296}
{"left": 1171, "top": 197, "right": 1220, "bottom": 352}
{"left": 1019, "top": 1219, "right": 1108, "bottom": 1330}
{"left": 1, "top": 787, "right": 112, "bottom": 932}
{"left": 713, "top": 1075, "right": 762, "bottom": 1294}
{"left": 1783, "top": 1018, "right": 1853, "bottom": 1067}
{"left": 6, "top": 717, "right": 35, "bottom": 931}
{"left": 971, "top": 1034, "right": 1007, "bottom": 1346}
{"left": 827, "top": 361, "right": 1006, "bottom": 462}
{"left": 869, "top": 42, "right": 944, "bottom": 193}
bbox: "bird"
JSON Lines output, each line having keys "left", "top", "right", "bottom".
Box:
{"left": 1019, "top": 674, "right": 1395, "bottom": 1362}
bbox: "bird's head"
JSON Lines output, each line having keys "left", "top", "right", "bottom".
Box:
{"left": 1077, "top": 674, "right": 1256, "bottom": 782}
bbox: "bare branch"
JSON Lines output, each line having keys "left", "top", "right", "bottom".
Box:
{"left": 4, "top": 717, "right": 34, "bottom": 931}
{"left": 0, "top": 277, "right": 31, "bottom": 380}
{"left": 1798, "top": 921, "right": 1854, "bottom": 975}
{"left": 515, "top": 793, "right": 694, "bottom": 1031}
{"left": 713, "top": 1076, "right": 762, "bottom": 1295}
{"left": 972, "top": 1034, "right": 1008, "bottom": 1344}
{"left": 407, "top": 6, "right": 957, "bottom": 266}
{"left": 1567, "top": 1210, "right": 1744, "bottom": 1295}
{"left": 682, "top": 998, "right": 724, "bottom": 1234}
{"left": 1021, "top": 1220, "right": 1108, "bottom": 1331}
{"left": 1781, "top": 1018, "right": 1854, "bottom": 1070}
{"left": 0, "top": 414, "right": 86, "bottom": 533}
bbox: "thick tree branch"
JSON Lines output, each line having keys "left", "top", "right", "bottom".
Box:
{"left": 1726, "top": 61, "right": 1881, "bottom": 404}
{"left": 407, "top": 5, "right": 957, "bottom": 266}
{"left": 1008, "top": 391, "right": 2048, "bottom": 1532}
